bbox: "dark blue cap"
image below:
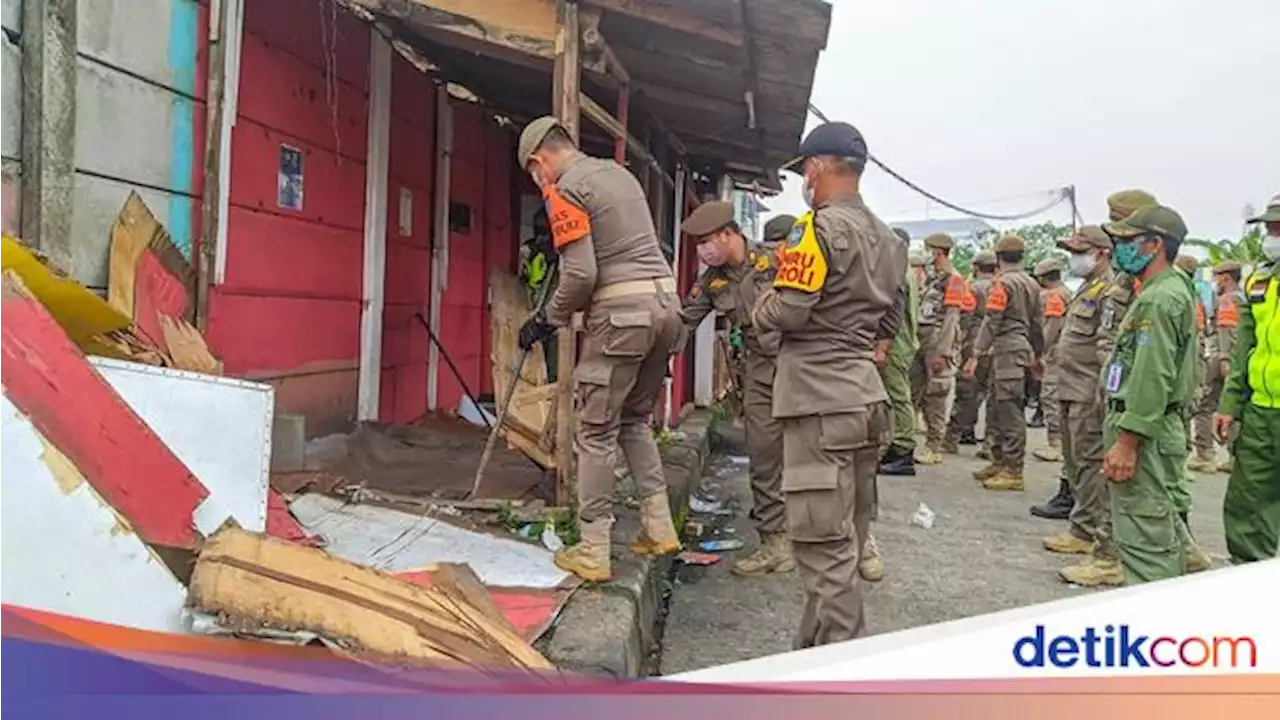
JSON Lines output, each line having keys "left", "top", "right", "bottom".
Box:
{"left": 781, "top": 121, "right": 868, "bottom": 172}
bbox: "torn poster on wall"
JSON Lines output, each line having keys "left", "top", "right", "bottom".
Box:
{"left": 278, "top": 145, "right": 304, "bottom": 211}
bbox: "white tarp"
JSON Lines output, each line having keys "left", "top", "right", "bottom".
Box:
{"left": 289, "top": 493, "right": 571, "bottom": 589}
{"left": 90, "top": 357, "right": 273, "bottom": 533}
{"left": 0, "top": 395, "right": 188, "bottom": 633}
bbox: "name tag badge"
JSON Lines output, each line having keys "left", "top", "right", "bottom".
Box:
{"left": 1100, "top": 304, "right": 1116, "bottom": 331}
{"left": 1106, "top": 363, "right": 1124, "bottom": 394}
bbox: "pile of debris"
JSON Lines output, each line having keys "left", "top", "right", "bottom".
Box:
{"left": 0, "top": 194, "right": 560, "bottom": 675}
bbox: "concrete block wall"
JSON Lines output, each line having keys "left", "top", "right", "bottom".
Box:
{"left": 2, "top": 0, "right": 21, "bottom": 237}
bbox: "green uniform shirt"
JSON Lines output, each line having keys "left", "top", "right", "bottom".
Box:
{"left": 1103, "top": 266, "right": 1198, "bottom": 439}
{"left": 888, "top": 266, "right": 921, "bottom": 364}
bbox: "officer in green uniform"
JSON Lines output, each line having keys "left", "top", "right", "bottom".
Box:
{"left": 1214, "top": 193, "right": 1280, "bottom": 563}
{"left": 519, "top": 207, "right": 558, "bottom": 380}
{"left": 879, "top": 228, "right": 922, "bottom": 476}
{"left": 1100, "top": 204, "right": 1198, "bottom": 584}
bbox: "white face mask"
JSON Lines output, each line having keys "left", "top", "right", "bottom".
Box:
{"left": 1263, "top": 234, "right": 1280, "bottom": 262}
{"left": 801, "top": 179, "right": 816, "bottom": 209}
{"left": 1067, "top": 252, "right": 1097, "bottom": 278}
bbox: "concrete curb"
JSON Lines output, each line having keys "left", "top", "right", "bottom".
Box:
{"left": 539, "top": 411, "right": 712, "bottom": 677}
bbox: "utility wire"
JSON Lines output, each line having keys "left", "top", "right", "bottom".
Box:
{"left": 806, "top": 103, "right": 1070, "bottom": 222}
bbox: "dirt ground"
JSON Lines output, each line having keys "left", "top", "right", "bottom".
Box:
{"left": 658, "top": 426, "right": 1230, "bottom": 675}
{"left": 291, "top": 414, "right": 550, "bottom": 501}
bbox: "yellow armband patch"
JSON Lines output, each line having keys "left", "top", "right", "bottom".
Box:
{"left": 773, "top": 212, "right": 827, "bottom": 293}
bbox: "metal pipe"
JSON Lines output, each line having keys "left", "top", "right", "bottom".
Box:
{"left": 663, "top": 163, "right": 687, "bottom": 429}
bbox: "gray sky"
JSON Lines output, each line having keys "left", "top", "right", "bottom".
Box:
{"left": 766, "top": 0, "right": 1280, "bottom": 241}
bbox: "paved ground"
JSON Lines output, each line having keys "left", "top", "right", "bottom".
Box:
{"left": 658, "top": 425, "right": 1230, "bottom": 675}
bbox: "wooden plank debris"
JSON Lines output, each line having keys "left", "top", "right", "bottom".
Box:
{"left": 489, "top": 272, "right": 557, "bottom": 470}
{"left": 188, "top": 526, "right": 556, "bottom": 673}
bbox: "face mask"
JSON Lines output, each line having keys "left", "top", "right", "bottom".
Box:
{"left": 1067, "top": 252, "right": 1097, "bottom": 278}
{"left": 801, "top": 164, "right": 818, "bottom": 209}
{"left": 1113, "top": 238, "right": 1157, "bottom": 275}
{"left": 696, "top": 241, "right": 729, "bottom": 267}
{"left": 1263, "top": 234, "right": 1280, "bottom": 262}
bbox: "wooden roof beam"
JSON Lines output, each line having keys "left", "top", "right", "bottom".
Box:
{"left": 580, "top": 92, "right": 674, "bottom": 189}
{"left": 585, "top": 0, "right": 744, "bottom": 47}
{"left": 344, "top": 0, "right": 558, "bottom": 61}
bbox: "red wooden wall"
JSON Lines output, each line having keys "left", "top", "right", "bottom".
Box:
{"left": 206, "top": 0, "right": 370, "bottom": 436}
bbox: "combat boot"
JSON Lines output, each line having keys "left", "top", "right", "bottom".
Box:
{"left": 1032, "top": 439, "right": 1063, "bottom": 462}
{"left": 1186, "top": 546, "right": 1213, "bottom": 573}
{"left": 859, "top": 534, "right": 885, "bottom": 582}
{"left": 983, "top": 469, "right": 1025, "bottom": 491}
{"left": 732, "top": 533, "right": 795, "bottom": 576}
{"left": 1058, "top": 557, "right": 1124, "bottom": 587}
{"left": 940, "top": 434, "right": 960, "bottom": 454}
{"left": 1030, "top": 478, "right": 1073, "bottom": 519}
{"left": 972, "top": 463, "right": 1002, "bottom": 482}
{"left": 1043, "top": 532, "right": 1094, "bottom": 554}
{"left": 1215, "top": 457, "right": 1233, "bottom": 474}
{"left": 975, "top": 443, "right": 993, "bottom": 460}
{"left": 629, "top": 492, "right": 682, "bottom": 556}
{"left": 554, "top": 516, "right": 613, "bottom": 582}
{"left": 1186, "top": 451, "right": 1216, "bottom": 473}
{"left": 916, "top": 446, "right": 943, "bottom": 466}
{"left": 879, "top": 445, "right": 916, "bottom": 476}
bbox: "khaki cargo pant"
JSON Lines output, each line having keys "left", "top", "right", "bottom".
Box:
{"left": 989, "top": 353, "right": 1029, "bottom": 472}
{"left": 949, "top": 356, "right": 990, "bottom": 440}
{"left": 1191, "top": 376, "right": 1222, "bottom": 457}
{"left": 575, "top": 291, "right": 684, "bottom": 523}
{"left": 910, "top": 349, "right": 954, "bottom": 450}
{"left": 743, "top": 353, "right": 785, "bottom": 536}
{"left": 1062, "top": 399, "right": 1112, "bottom": 558}
{"left": 1042, "top": 370, "right": 1061, "bottom": 445}
{"left": 782, "top": 403, "right": 889, "bottom": 649}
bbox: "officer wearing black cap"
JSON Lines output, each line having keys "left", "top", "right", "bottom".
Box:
{"left": 752, "top": 121, "right": 906, "bottom": 648}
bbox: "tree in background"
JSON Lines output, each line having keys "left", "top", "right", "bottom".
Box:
{"left": 1185, "top": 228, "right": 1266, "bottom": 265}
{"left": 959, "top": 221, "right": 1071, "bottom": 276}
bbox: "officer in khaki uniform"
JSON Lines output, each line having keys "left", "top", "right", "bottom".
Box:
{"left": 966, "top": 235, "right": 1045, "bottom": 490}
{"left": 679, "top": 204, "right": 794, "bottom": 577}
{"left": 516, "top": 117, "right": 684, "bottom": 582}
{"left": 1031, "top": 257, "right": 1071, "bottom": 462}
{"left": 907, "top": 250, "right": 930, "bottom": 430}
{"left": 911, "top": 233, "right": 967, "bottom": 465}
{"left": 1038, "top": 227, "right": 1133, "bottom": 586}
{"left": 952, "top": 251, "right": 998, "bottom": 454}
{"left": 752, "top": 121, "right": 905, "bottom": 648}
{"left": 1098, "top": 205, "right": 1200, "bottom": 584}
{"left": 1188, "top": 260, "right": 1246, "bottom": 473}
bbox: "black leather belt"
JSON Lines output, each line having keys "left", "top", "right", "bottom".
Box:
{"left": 1107, "top": 400, "right": 1184, "bottom": 415}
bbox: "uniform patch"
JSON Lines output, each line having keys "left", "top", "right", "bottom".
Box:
{"left": 1194, "top": 303, "right": 1206, "bottom": 330}
{"left": 1216, "top": 299, "right": 1239, "bottom": 327}
{"left": 690, "top": 284, "right": 702, "bottom": 299}
{"left": 1100, "top": 302, "right": 1116, "bottom": 331}
{"left": 943, "top": 275, "right": 967, "bottom": 308}
{"left": 1085, "top": 280, "right": 1105, "bottom": 298}
{"left": 708, "top": 277, "right": 729, "bottom": 294}
{"left": 1044, "top": 293, "right": 1067, "bottom": 318}
{"left": 986, "top": 283, "right": 1008, "bottom": 312}
{"left": 754, "top": 253, "right": 771, "bottom": 273}
{"left": 961, "top": 289, "right": 978, "bottom": 313}
{"left": 1106, "top": 363, "right": 1123, "bottom": 393}
{"left": 1137, "top": 331, "right": 1150, "bottom": 346}
{"left": 774, "top": 212, "right": 828, "bottom": 293}
{"left": 544, "top": 187, "right": 591, "bottom": 249}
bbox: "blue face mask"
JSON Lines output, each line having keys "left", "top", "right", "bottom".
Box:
{"left": 1113, "top": 237, "right": 1156, "bottom": 275}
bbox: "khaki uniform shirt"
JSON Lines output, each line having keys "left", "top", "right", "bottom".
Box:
{"left": 974, "top": 268, "right": 1045, "bottom": 373}
{"left": 960, "top": 276, "right": 992, "bottom": 361}
{"left": 1054, "top": 266, "right": 1137, "bottom": 403}
{"left": 681, "top": 248, "right": 780, "bottom": 358}
{"left": 544, "top": 154, "right": 673, "bottom": 327}
{"left": 1210, "top": 288, "right": 1246, "bottom": 379}
{"left": 918, "top": 268, "right": 966, "bottom": 360}
{"left": 752, "top": 191, "right": 907, "bottom": 418}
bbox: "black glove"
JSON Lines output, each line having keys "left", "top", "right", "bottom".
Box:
{"left": 518, "top": 312, "right": 554, "bottom": 351}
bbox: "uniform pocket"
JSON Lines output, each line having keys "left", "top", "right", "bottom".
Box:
{"left": 603, "top": 311, "right": 653, "bottom": 359}
{"left": 782, "top": 464, "right": 845, "bottom": 542}
{"left": 994, "top": 377, "right": 1024, "bottom": 401}
{"left": 1111, "top": 489, "right": 1178, "bottom": 556}
{"left": 818, "top": 413, "right": 868, "bottom": 451}
{"left": 573, "top": 361, "right": 613, "bottom": 425}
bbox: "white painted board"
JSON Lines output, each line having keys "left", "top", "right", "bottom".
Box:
{"left": 90, "top": 357, "right": 273, "bottom": 533}
{"left": 289, "top": 494, "right": 571, "bottom": 589}
{"left": 0, "top": 395, "right": 189, "bottom": 633}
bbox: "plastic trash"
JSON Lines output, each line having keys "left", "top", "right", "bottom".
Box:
{"left": 698, "top": 538, "right": 745, "bottom": 552}
{"left": 689, "top": 495, "right": 725, "bottom": 514}
{"left": 518, "top": 524, "right": 537, "bottom": 538}
{"left": 676, "top": 551, "right": 721, "bottom": 566}
{"left": 541, "top": 521, "right": 564, "bottom": 552}
{"left": 910, "top": 502, "right": 936, "bottom": 530}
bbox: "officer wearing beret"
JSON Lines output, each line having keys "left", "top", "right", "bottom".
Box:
{"left": 1031, "top": 256, "right": 1071, "bottom": 463}
{"left": 1099, "top": 204, "right": 1200, "bottom": 583}
{"left": 516, "top": 116, "right": 683, "bottom": 582}
{"left": 911, "top": 233, "right": 968, "bottom": 465}
{"left": 752, "top": 121, "right": 906, "bottom": 647}
{"left": 965, "top": 234, "right": 1045, "bottom": 491}
{"left": 950, "top": 250, "right": 997, "bottom": 454}
{"left": 679, "top": 203, "right": 792, "bottom": 577}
